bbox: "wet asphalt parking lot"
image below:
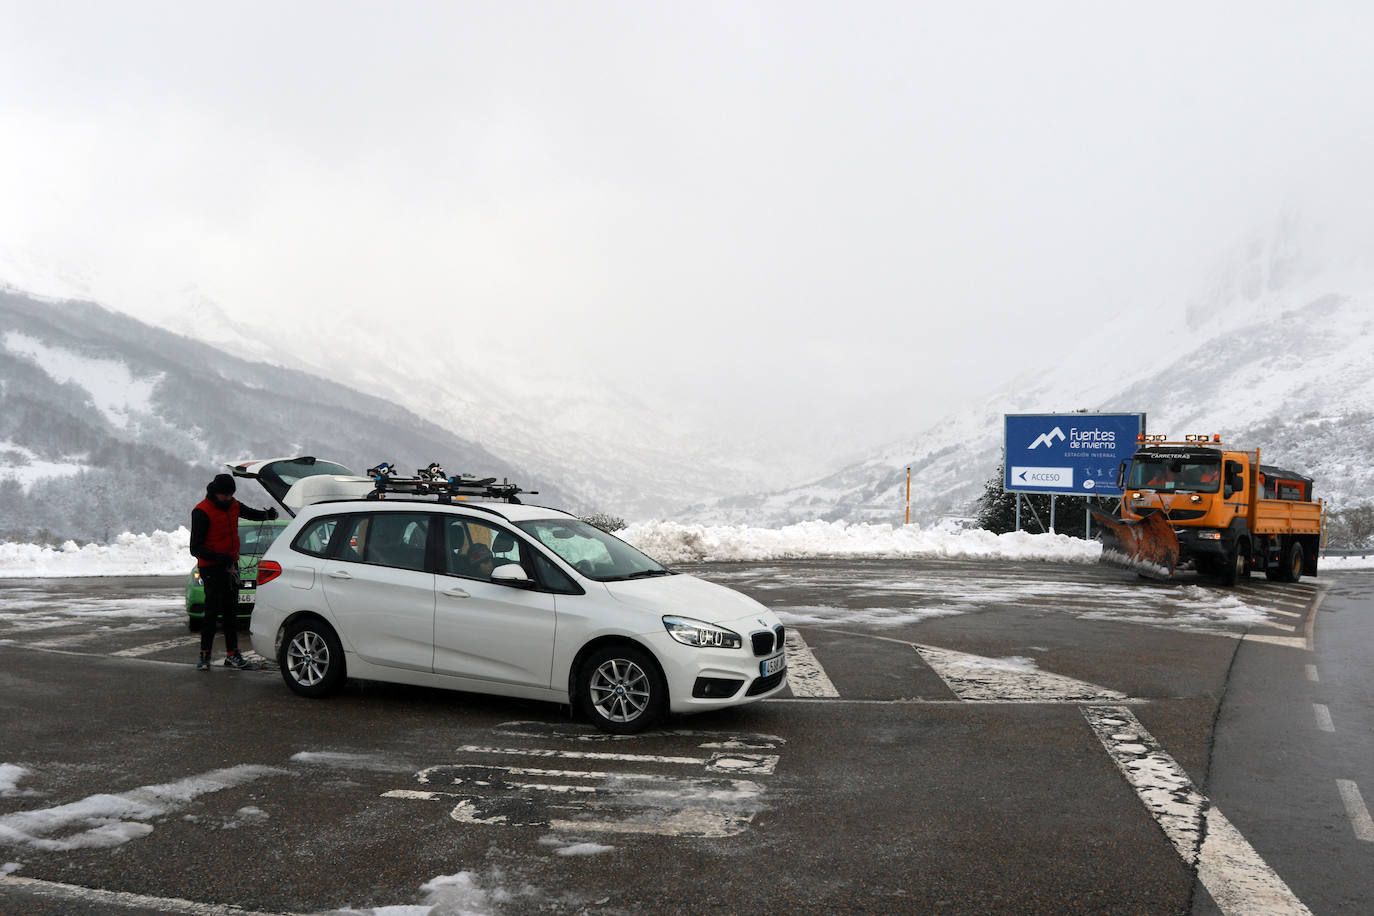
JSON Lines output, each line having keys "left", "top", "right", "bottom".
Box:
{"left": 1, "top": 559, "right": 1371, "bottom": 915}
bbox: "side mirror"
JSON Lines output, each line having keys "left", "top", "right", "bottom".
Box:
{"left": 491, "top": 563, "right": 533, "bottom": 588}
{"left": 1223, "top": 483, "right": 1234, "bottom": 499}
{"left": 1116, "top": 462, "right": 1127, "bottom": 489}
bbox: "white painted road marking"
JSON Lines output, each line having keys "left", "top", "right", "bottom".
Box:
{"left": 1240, "top": 634, "right": 1309, "bottom": 649}
{"left": 490, "top": 722, "right": 785, "bottom": 749}
{"left": 453, "top": 744, "right": 779, "bottom": 775}
{"left": 1335, "top": 780, "right": 1374, "bottom": 842}
{"left": 785, "top": 629, "right": 839, "bottom": 697}
{"left": 112, "top": 636, "right": 200, "bottom": 657}
{"left": 1313, "top": 704, "right": 1335, "bottom": 732}
{"left": 1083, "top": 706, "right": 1312, "bottom": 916}
{"left": 1304, "top": 665, "right": 1319, "bottom": 682}
{"left": 386, "top": 738, "right": 782, "bottom": 837}
{"left": 915, "top": 644, "right": 1128, "bottom": 702}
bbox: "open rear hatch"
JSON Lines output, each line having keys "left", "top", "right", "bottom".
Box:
{"left": 228, "top": 456, "right": 368, "bottom": 516}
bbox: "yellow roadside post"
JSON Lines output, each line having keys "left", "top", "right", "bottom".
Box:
{"left": 905, "top": 467, "right": 911, "bottom": 525}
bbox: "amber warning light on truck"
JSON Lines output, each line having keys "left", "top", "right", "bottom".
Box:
{"left": 1138, "top": 433, "right": 1222, "bottom": 444}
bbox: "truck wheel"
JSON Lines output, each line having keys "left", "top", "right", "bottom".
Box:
{"left": 1281, "top": 541, "right": 1304, "bottom": 583}
{"left": 1218, "top": 538, "right": 1249, "bottom": 587}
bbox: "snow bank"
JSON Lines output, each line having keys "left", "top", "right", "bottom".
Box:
{"left": 0, "top": 528, "right": 191, "bottom": 578}
{"left": 1, "top": 522, "right": 1369, "bottom": 577}
{"left": 620, "top": 520, "right": 1102, "bottom": 565}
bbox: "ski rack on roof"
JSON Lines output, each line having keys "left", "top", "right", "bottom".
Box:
{"left": 363, "top": 462, "right": 535, "bottom": 504}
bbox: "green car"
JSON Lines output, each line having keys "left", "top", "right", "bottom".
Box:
{"left": 185, "top": 519, "right": 291, "bottom": 631}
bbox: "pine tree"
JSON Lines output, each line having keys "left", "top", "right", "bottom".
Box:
{"left": 975, "top": 463, "right": 1096, "bottom": 538}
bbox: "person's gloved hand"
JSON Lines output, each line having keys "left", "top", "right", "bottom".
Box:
{"left": 266, "top": 507, "right": 279, "bottom": 520}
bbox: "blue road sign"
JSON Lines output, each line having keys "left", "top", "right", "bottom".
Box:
{"left": 1003, "top": 413, "right": 1145, "bottom": 497}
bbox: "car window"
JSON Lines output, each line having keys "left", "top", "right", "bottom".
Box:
{"left": 531, "top": 551, "right": 580, "bottom": 595}
{"left": 514, "top": 518, "right": 671, "bottom": 581}
{"left": 336, "top": 515, "right": 370, "bottom": 563}
{"left": 362, "top": 513, "right": 430, "bottom": 572}
{"left": 292, "top": 516, "right": 341, "bottom": 558}
{"left": 444, "top": 518, "right": 526, "bottom": 582}
{"left": 239, "top": 522, "right": 286, "bottom": 557}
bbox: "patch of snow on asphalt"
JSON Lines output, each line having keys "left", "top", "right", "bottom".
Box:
{"left": 0, "top": 765, "right": 37, "bottom": 798}
{"left": 331, "top": 868, "right": 524, "bottom": 916}
{"left": 0, "top": 765, "right": 288, "bottom": 852}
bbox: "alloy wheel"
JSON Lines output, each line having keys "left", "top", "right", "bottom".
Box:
{"left": 588, "top": 657, "right": 652, "bottom": 723}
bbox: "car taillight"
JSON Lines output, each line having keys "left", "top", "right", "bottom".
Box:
{"left": 257, "top": 560, "right": 283, "bottom": 586}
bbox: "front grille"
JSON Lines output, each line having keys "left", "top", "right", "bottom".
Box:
{"left": 747, "top": 670, "right": 786, "bottom": 696}
{"left": 751, "top": 631, "right": 775, "bottom": 657}
{"left": 1131, "top": 508, "right": 1205, "bottom": 521}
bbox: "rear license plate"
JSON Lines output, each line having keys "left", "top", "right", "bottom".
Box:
{"left": 237, "top": 592, "right": 255, "bottom": 605}
{"left": 760, "top": 652, "right": 786, "bottom": 677}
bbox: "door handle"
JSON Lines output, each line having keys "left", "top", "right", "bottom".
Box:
{"left": 442, "top": 587, "right": 471, "bottom": 599}
{"left": 327, "top": 570, "right": 353, "bottom": 580}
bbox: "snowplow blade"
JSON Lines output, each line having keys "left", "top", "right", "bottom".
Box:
{"left": 1090, "top": 509, "right": 1180, "bottom": 580}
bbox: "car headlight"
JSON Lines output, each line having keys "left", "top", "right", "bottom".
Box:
{"left": 663, "top": 616, "right": 742, "bottom": 649}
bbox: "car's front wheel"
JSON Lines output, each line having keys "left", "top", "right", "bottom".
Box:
{"left": 279, "top": 617, "right": 346, "bottom": 698}
{"left": 577, "top": 645, "right": 666, "bottom": 735}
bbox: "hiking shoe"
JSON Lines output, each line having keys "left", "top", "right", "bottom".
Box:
{"left": 224, "top": 652, "right": 250, "bottom": 670}
{"left": 196, "top": 654, "right": 212, "bottom": 671}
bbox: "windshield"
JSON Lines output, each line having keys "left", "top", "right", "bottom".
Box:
{"left": 514, "top": 519, "right": 674, "bottom": 582}
{"left": 1127, "top": 457, "right": 1221, "bottom": 493}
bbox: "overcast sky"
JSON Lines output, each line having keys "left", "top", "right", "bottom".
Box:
{"left": 3, "top": 2, "right": 1373, "bottom": 457}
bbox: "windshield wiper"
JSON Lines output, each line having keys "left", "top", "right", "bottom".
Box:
{"left": 602, "top": 569, "right": 674, "bottom": 581}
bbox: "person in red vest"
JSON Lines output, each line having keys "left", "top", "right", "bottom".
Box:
{"left": 190, "top": 473, "right": 277, "bottom": 670}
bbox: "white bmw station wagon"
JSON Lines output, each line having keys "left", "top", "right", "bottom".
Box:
{"left": 247, "top": 466, "right": 787, "bottom": 734}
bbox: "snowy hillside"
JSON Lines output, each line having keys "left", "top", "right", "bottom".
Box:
{"left": 0, "top": 293, "right": 572, "bottom": 542}
{"left": 682, "top": 221, "right": 1374, "bottom": 527}
{"left": 116, "top": 295, "right": 835, "bottom": 522}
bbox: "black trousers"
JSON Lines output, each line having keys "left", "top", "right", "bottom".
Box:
{"left": 199, "top": 565, "right": 241, "bottom": 654}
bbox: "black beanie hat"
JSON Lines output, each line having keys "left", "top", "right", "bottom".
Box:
{"left": 208, "top": 473, "right": 237, "bottom": 496}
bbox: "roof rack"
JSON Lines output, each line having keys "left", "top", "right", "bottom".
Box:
{"left": 363, "top": 462, "right": 536, "bottom": 505}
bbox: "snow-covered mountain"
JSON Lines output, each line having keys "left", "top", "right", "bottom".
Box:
{"left": 114, "top": 297, "right": 840, "bottom": 522}
{"left": 680, "top": 218, "right": 1374, "bottom": 526}
{"left": 0, "top": 293, "right": 575, "bottom": 543}
{"left": 5, "top": 215, "right": 1370, "bottom": 540}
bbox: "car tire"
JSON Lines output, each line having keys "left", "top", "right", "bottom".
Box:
{"left": 577, "top": 644, "right": 666, "bottom": 735}
{"left": 279, "top": 617, "right": 346, "bottom": 698}
{"left": 187, "top": 607, "right": 203, "bottom": 632}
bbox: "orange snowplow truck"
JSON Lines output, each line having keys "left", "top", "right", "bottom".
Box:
{"left": 1092, "top": 434, "right": 1323, "bottom": 586}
